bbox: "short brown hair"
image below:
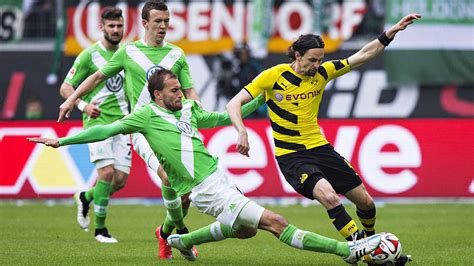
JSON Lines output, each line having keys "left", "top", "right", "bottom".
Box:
{"left": 288, "top": 34, "right": 325, "bottom": 61}
{"left": 142, "top": 0, "right": 168, "bottom": 21}
{"left": 101, "top": 6, "right": 122, "bottom": 21}
{"left": 148, "top": 68, "right": 177, "bottom": 100}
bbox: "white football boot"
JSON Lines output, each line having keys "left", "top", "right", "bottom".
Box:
{"left": 343, "top": 234, "right": 382, "bottom": 264}
{"left": 94, "top": 228, "right": 118, "bottom": 243}
{"left": 167, "top": 234, "right": 198, "bottom": 261}
{"left": 74, "top": 192, "right": 90, "bottom": 231}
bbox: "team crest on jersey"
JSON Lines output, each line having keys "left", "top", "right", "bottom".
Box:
{"left": 275, "top": 93, "right": 284, "bottom": 102}
{"left": 106, "top": 74, "right": 123, "bottom": 92}
{"left": 176, "top": 121, "right": 194, "bottom": 137}
{"left": 146, "top": 65, "right": 167, "bottom": 80}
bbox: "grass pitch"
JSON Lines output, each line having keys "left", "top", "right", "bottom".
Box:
{"left": 1, "top": 202, "right": 473, "bottom": 265}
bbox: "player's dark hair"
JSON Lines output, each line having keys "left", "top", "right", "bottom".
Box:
{"left": 101, "top": 7, "right": 123, "bottom": 21}
{"left": 288, "top": 34, "right": 325, "bottom": 61}
{"left": 142, "top": 0, "right": 168, "bottom": 21}
{"left": 148, "top": 68, "right": 177, "bottom": 100}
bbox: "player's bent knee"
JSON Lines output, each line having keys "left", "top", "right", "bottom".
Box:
{"left": 97, "top": 166, "right": 115, "bottom": 181}
{"left": 235, "top": 227, "right": 257, "bottom": 239}
{"left": 181, "top": 193, "right": 191, "bottom": 209}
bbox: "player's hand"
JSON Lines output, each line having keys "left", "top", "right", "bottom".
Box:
{"left": 58, "top": 99, "right": 74, "bottom": 122}
{"left": 27, "top": 137, "right": 60, "bottom": 148}
{"left": 236, "top": 131, "right": 250, "bottom": 157}
{"left": 390, "top": 13, "right": 421, "bottom": 33}
{"left": 84, "top": 101, "right": 101, "bottom": 118}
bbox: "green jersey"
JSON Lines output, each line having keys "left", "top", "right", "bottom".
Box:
{"left": 100, "top": 40, "right": 193, "bottom": 111}
{"left": 59, "top": 95, "right": 264, "bottom": 196}
{"left": 64, "top": 41, "right": 128, "bottom": 128}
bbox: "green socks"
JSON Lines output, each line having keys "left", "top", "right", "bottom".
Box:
{"left": 161, "top": 185, "right": 185, "bottom": 234}
{"left": 279, "top": 224, "right": 349, "bottom": 257}
{"left": 180, "top": 221, "right": 236, "bottom": 249}
{"left": 84, "top": 187, "right": 94, "bottom": 202}
{"left": 93, "top": 180, "right": 111, "bottom": 229}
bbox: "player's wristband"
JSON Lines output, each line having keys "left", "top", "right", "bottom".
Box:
{"left": 378, "top": 31, "right": 393, "bottom": 46}
{"left": 77, "top": 100, "right": 88, "bottom": 112}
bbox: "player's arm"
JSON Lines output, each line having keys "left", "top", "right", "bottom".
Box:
{"left": 226, "top": 89, "right": 254, "bottom": 156}
{"left": 348, "top": 13, "right": 421, "bottom": 69}
{"left": 59, "top": 82, "right": 101, "bottom": 119}
{"left": 197, "top": 93, "right": 265, "bottom": 128}
{"left": 58, "top": 71, "right": 107, "bottom": 122}
{"left": 183, "top": 88, "right": 200, "bottom": 101}
{"left": 29, "top": 107, "right": 149, "bottom": 147}
{"left": 227, "top": 69, "right": 271, "bottom": 156}
{"left": 28, "top": 121, "right": 125, "bottom": 148}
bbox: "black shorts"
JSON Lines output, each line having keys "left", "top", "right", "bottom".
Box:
{"left": 276, "top": 144, "right": 362, "bottom": 199}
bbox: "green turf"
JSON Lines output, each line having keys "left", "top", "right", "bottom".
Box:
{"left": 0, "top": 202, "right": 473, "bottom": 265}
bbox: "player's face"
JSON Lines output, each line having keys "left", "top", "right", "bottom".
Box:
{"left": 144, "top": 9, "right": 170, "bottom": 45}
{"left": 101, "top": 18, "right": 124, "bottom": 45}
{"left": 159, "top": 78, "right": 183, "bottom": 111}
{"left": 297, "top": 48, "right": 324, "bottom": 76}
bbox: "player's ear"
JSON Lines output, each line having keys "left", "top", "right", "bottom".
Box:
{"left": 142, "top": 19, "right": 148, "bottom": 30}
{"left": 154, "top": 90, "right": 161, "bottom": 100}
{"left": 295, "top": 51, "right": 301, "bottom": 60}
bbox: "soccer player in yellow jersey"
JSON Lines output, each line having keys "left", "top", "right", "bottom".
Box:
{"left": 227, "top": 13, "right": 421, "bottom": 265}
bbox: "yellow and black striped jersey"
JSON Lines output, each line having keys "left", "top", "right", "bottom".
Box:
{"left": 245, "top": 59, "right": 351, "bottom": 156}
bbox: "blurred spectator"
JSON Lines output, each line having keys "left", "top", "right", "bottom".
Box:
{"left": 214, "top": 43, "right": 266, "bottom": 117}
{"left": 25, "top": 95, "right": 43, "bottom": 120}
{"left": 23, "top": 0, "right": 56, "bottom": 38}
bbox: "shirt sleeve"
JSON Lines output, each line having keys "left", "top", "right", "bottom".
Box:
{"left": 118, "top": 105, "right": 150, "bottom": 133}
{"left": 319, "top": 59, "right": 351, "bottom": 81}
{"left": 243, "top": 67, "right": 275, "bottom": 99}
{"left": 100, "top": 45, "right": 126, "bottom": 78}
{"left": 59, "top": 122, "right": 125, "bottom": 146}
{"left": 64, "top": 51, "right": 91, "bottom": 88}
{"left": 177, "top": 55, "right": 194, "bottom": 90}
{"left": 196, "top": 94, "right": 265, "bottom": 128}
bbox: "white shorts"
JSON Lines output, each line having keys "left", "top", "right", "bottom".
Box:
{"left": 88, "top": 133, "right": 132, "bottom": 174}
{"left": 132, "top": 133, "right": 160, "bottom": 173}
{"left": 190, "top": 169, "right": 265, "bottom": 229}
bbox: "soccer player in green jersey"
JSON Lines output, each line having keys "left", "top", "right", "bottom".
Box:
{"left": 29, "top": 68, "right": 382, "bottom": 264}
{"left": 226, "top": 13, "right": 421, "bottom": 265}
{"left": 59, "top": 7, "right": 129, "bottom": 243}
{"left": 57, "top": 0, "right": 199, "bottom": 258}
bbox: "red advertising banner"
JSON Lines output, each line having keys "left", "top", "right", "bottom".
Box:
{"left": 1, "top": 119, "right": 473, "bottom": 198}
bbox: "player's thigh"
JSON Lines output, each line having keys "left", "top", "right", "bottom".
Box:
{"left": 89, "top": 138, "right": 115, "bottom": 177}
{"left": 111, "top": 134, "right": 132, "bottom": 175}
{"left": 276, "top": 151, "right": 326, "bottom": 200}
{"left": 190, "top": 169, "right": 264, "bottom": 230}
{"left": 314, "top": 145, "right": 363, "bottom": 195}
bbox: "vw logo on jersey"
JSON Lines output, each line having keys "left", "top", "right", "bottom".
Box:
{"left": 146, "top": 65, "right": 166, "bottom": 81}
{"left": 275, "top": 93, "right": 284, "bottom": 102}
{"left": 106, "top": 74, "right": 123, "bottom": 92}
{"left": 176, "top": 121, "right": 194, "bottom": 137}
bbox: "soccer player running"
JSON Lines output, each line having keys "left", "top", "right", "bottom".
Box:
{"left": 60, "top": 7, "right": 129, "bottom": 243}
{"left": 57, "top": 0, "right": 198, "bottom": 258}
{"left": 226, "top": 13, "right": 421, "bottom": 265}
{"left": 29, "top": 68, "right": 382, "bottom": 264}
